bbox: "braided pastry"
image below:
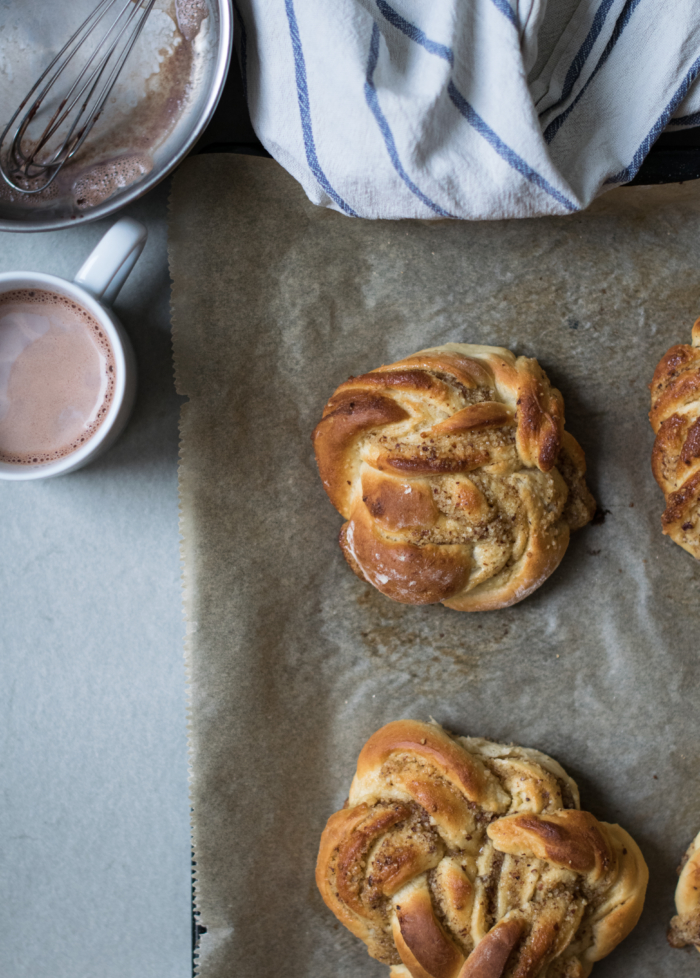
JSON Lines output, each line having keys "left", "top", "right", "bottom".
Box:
{"left": 668, "top": 831, "right": 700, "bottom": 952}
{"left": 316, "top": 720, "right": 648, "bottom": 978}
{"left": 312, "top": 344, "right": 595, "bottom": 611}
{"left": 650, "top": 318, "right": 700, "bottom": 558}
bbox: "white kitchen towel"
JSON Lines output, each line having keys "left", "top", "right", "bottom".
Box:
{"left": 233, "top": 0, "right": 700, "bottom": 220}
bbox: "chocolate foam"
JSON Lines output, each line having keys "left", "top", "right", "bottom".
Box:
{"left": 72, "top": 155, "right": 152, "bottom": 210}
{"left": 176, "top": 0, "right": 209, "bottom": 41}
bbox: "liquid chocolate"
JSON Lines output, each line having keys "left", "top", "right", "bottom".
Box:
{"left": 0, "top": 289, "right": 116, "bottom": 465}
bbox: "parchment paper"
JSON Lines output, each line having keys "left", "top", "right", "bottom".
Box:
{"left": 169, "top": 155, "right": 700, "bottom": 978}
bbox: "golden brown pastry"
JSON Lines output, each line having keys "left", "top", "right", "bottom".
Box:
{"left": 650, "top": 318, "right": 700, "bottom": 558}
{"left": 312, "top": 344, "right": 595, "bottom": 611}
{"left": 316, "top": 720, "right": 648, "bottom": 978}
{"left": 668, "top": 831, "right": 700, "bottom": 952}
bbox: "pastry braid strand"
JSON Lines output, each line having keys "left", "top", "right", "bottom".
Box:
{"left": 650, "top": 317, "right": 700, "bottom": 557}
{"left": 668, "top": 830, "right": 700, "bottom": 952}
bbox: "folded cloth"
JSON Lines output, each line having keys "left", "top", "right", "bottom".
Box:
{"left": 233, "top": 0, "right": 700, "bottom": 220}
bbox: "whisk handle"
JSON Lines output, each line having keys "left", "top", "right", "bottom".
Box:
{"left": 74, "top": 216, "right": 147, "bottom": 305}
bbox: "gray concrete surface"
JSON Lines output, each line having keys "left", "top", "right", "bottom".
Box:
{"left": 0, "top": 179, "right": 192, "bottom": 978}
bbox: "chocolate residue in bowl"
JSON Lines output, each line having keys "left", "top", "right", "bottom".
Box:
{"left": 72, "top": 155, "right": 153, "bottom": 209}
{"left": 176, "top": 0, "right": 209, "bottom": 41}
{"left": 0, "top": 0, "right": 212, "bottom": 215}
{"left": 0, "top": 175, "right": 61, "bottom": 206}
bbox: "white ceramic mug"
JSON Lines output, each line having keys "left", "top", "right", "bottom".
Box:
{"left": 0, "top": 217, "right": 146, "bottom": 480}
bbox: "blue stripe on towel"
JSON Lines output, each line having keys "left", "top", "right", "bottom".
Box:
{"left": 375, "top": 2, "right": 573, "bottom": 212}
{"left": 284, "top": 0, "right": 358, "bottom": 216}
{"left": 365, "top": 24, "right": 454, "bottom": 217}
{"left": 606, "top": 52, "right": 700, "bottom": 184}
{"left": 543, "top": 0, "right": 643, "bottom": 143}
{"left": 232, "top": 0, "right": 248, "bottom": 101}
{"left": 539, "top": 0, "right": 616, "bottom": 118}
{"left": 375, "top": 0, "right": 453, "bottom": 64}
{"left": 488, "top": 0, "right": 518, "bottom": 28}
{"left": 448, "top": 81, "right": 578, "bottom": 212}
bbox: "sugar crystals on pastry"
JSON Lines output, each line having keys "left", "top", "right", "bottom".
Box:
{"left": 312, "top": 343, "right": 595, "bottom": 611}
{"left": 316, "top": 720, "right": 648, "bottom": 978}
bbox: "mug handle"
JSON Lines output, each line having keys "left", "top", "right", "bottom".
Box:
{"left": 73, "top": 217, "right": 148, "bottom": 306}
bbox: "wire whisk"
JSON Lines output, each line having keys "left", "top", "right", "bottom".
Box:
{"left": 0, "top": 0, "right": 156, "bottom": 195}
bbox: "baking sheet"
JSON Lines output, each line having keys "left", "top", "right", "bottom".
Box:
{"left": 169, "top": 154, "right": 700, "bottom": 978}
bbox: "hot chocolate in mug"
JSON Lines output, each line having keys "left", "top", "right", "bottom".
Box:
{"left": 0, "top": 217, "right": 146, "bottom": 480}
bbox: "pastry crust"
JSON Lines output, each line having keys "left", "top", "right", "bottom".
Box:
{"left": 316, "top": 720, "right": 648, "bottom": 978}
{"left": 312, "top": 344, "right": 595, "bottom": 611}
{"left": 668, "top": 831, "right": 700, "bottom": 952}
{"left": 650, "top": 317, "right": 700, "bottom": 558}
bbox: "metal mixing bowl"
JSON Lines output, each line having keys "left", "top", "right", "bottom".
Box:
{"left": 0, "top": 0, "right": 232, "bottom": 232}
